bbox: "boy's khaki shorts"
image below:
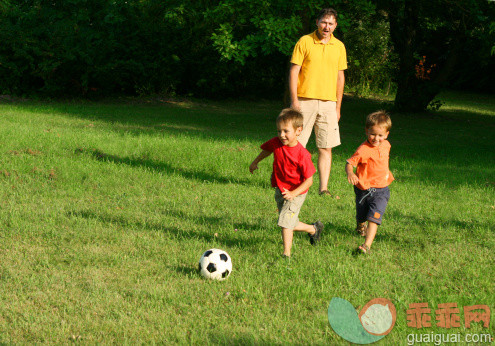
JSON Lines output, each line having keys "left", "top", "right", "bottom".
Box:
{"left": 297, "top": 98, "right": 341, "bottom": 149}
{"left": 275, "top": 188, "right": 307, "bottom": 230}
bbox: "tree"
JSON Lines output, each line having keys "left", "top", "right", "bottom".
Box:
{"left": 379, "top": 0, "right": 495, "bottom": 112}
{"left": 201, "top": 0, "right": 390, "bottom": 99}
{"left": 0, "top": 0, "right": 182, "bottom": 97}
{"left": 0, "top": 0, "right": 493, "bottom": 102}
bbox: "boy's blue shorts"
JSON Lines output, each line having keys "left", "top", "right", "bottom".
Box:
{"left": 354, "top": 186, "right": 390, "bottom": 225}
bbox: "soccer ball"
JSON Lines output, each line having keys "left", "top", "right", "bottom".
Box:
{"left": 198, "top": 248, "right": 232, "bottom": 280}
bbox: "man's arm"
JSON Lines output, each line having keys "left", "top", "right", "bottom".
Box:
{"left": 249, "top": 150, "right": 271, "bottom": 173}
{"left": 281, "top": 176, "right": 313, "bottom": 201}
{"left": 289, "top": 63, "right": 302, "bottom": 111}
{"left": 336, "top": 70, "right": 345, "bottom": 121}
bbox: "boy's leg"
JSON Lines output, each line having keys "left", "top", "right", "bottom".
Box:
{"left": 281, "top": 228, "right": 294, "bottom": 257}
{"left": 364, "top": 221, "right": 378, "bottom": 249}
{"left": 362, "top": 187, "right": 390, "bottom": 250}
{"left": 355, "top": 222, "right": 367, "bottom": 236}
{"left": 354, "top": 186, "right": 368, "bottom": 235}
{"left": 294, "top": 222, "right": 316, "bottom": 234}
{"left": 276, "top": 189, "right": 309, "bottom": 256}
{"left": 282, "top": 222, "right": 316, "bottom": 256}
{"left": 297, "top": 221, "right": 324, "bottom": 246}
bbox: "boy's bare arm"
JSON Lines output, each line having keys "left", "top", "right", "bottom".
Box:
{"left": 345, "top": 163, "right": 359, "bottom": 185}
{"left": 282, "top": 176, "right": 313, "bottom": 201}
{"left": 249, "top": 150, "right": 271, "bottom": 173}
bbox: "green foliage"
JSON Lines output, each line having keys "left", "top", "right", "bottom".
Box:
{"left": 0, "top": 0, "right": 387, "bottom": 99}
{"left": 381, "top": 0, "right": 495, "bottom": 111}
{"left": 0, "top": 0, "right": 493, "bottom": 102}
{"left": 492, "top": 22, "right": 495, "bottom": 55}
{"left": 208, "top": 2, "right": 306, "bottom": 62}
{"left": 341, "top": 2, "right": 397, "bottom": 96}
{"left": 0, "top": 0, "right": 182, "bottom": 97}
{"left": 427, "top": 99, "right": 444, "bottom": 111}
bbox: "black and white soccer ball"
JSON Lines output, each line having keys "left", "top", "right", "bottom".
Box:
{"left": 198, "top": 248, "right": 232, "bottom": 280}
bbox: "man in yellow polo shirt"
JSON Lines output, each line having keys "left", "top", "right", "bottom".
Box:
{"left": 289, "top": 8, "right": 347, "bottom": 196}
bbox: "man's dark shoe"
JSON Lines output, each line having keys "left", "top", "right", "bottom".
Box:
{"left": 309, "top": 221, "right": 324, "bottom": 245}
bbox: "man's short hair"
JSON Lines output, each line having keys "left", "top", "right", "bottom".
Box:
{"left": 277, "top": 108, "right": 304, "bottom": 129}
{"left": 366, "top": 110, "right": 392, "bottom": 131}
{"left": 317, "top": 8, "right": 338, "bottom": 22}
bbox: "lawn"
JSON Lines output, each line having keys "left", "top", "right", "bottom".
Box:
{"left": 0, "top": 91, "right": 493, "bottom": 344}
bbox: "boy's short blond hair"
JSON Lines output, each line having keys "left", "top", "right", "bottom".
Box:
{"left": 366, "top": 110, "right": 392, "bottom": 131}
{"left": 277, "top": 108, "right": 304, "bottom": 129}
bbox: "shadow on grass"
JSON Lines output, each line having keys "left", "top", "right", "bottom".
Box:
{"left": 10, "top": 95, "right": 495, "bottom": 190}
{"left": 15, "top": 95, "right": 395, "bottom": 143}
{"left": 325, "top": 224, "right": 352, "bottom": 237}
{"left": 385, "top": 209, "right": 493, "bottom": 244}
{"left": 205, "top": 332, "right": 278, "bottom": 345}
{"left": 163, "top": 209, "right": 278, "bottom": 243}
{"left": 75, "top": 147, "right": 266, "bottom": 187}
{"left": 173, "top": 264, "right": 199, "bottom": 278}
{"left": 16, "top": 98, "right": 283, "bottom": 143}
{"left": 67, "top": 209, "right": 268, "bottom": 250}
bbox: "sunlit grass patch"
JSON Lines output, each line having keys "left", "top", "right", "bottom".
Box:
{"left": 0, "top": 92, "right": 493, "bottom": 343}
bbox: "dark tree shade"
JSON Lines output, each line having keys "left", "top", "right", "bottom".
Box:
{"left": 0, "top": 0, "right": 493, "bottom": 111}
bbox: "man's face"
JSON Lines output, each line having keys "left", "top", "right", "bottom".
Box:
{"left": 316, "top": 15, "right": 337, "bottom": 40}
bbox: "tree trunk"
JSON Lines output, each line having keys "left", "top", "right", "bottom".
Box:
{"left": 384, "top": 0, "right": 467, "bottom": 112}
{"left": 387, "top": 0, "right": 437, "bottom": 112}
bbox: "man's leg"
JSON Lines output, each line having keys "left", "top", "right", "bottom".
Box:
{"left": 297, "top": 98, "right": 318, "bottom": 148}
{"left": 315, "top": 100, "right": 340, "bottom": 194}
{"left": 318, "top": 147, "right": 332, "bottom": 193}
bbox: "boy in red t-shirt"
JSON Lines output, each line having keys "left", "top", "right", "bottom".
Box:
{"left": 250, "top": 108, "right": 324, "bottom": 258}
{"left": 345, "top": 110, "right": 394, "bottom": 254}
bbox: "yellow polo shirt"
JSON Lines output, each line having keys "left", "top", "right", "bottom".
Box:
{"left": 291, "top": 31, "right": 347, "bottom": 101}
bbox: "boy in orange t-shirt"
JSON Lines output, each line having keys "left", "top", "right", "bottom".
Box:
{"left": 345, "top": 111, "right": 394, "bottom": 254}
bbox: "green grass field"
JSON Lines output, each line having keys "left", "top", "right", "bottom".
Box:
{"left": 0, "top": 92, "right": 493, "bottom": 344}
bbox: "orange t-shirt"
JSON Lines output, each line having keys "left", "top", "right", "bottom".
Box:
{"left": 347, "top": 140, "right": 394, "bottom": 190}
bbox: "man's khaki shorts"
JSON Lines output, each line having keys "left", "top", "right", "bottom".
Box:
{"left": 275, "top": 188, "right": 307, "bottom": 230}
{"left": 298, "top": 98, "right": 341, "bottom": 149}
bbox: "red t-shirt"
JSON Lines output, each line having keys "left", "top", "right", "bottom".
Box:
{"left": 261, "top": 137, "right": 316, "bottom": 193}
{"left": 347, "top": 140, "right": 394, "bottom": 190}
